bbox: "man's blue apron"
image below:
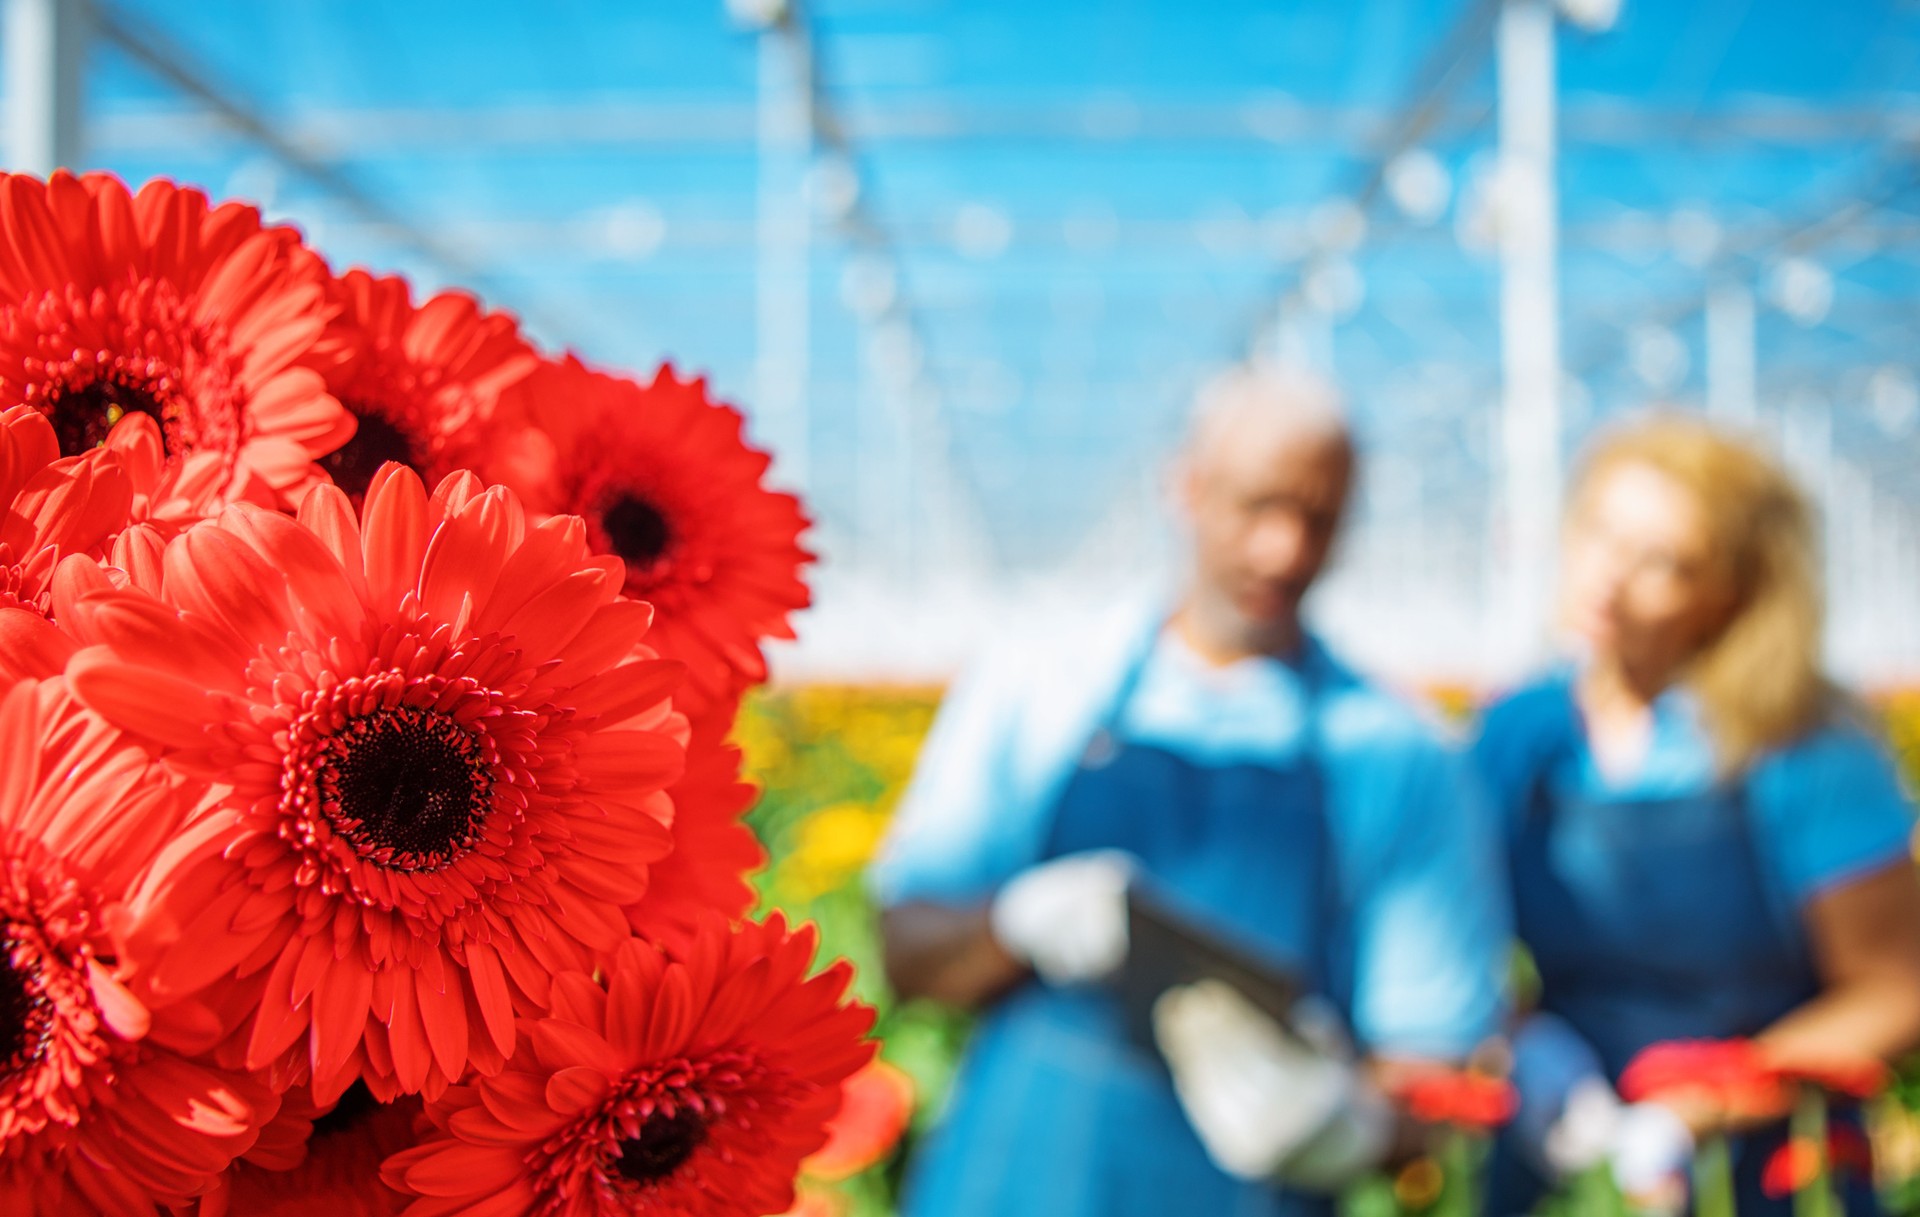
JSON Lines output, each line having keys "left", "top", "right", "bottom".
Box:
{"left": 901, "top": 641, "right": 1346, "bottom": 1217}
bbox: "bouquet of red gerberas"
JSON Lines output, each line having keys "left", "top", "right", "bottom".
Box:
{"left": 0, "top": 170, "right": 873, "bottom": 1217}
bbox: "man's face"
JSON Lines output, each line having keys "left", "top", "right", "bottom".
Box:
{"left": 1181, "top": 423, "right": 1353, "bottom": 630}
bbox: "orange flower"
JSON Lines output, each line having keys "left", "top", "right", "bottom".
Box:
{"left": 1386, "top": 1067, "right": 1517, "bottom": 1132}
{"left": 802, "top": 1059, "right": 916, "bottom": 1181}
{"left": 1760, "top": 1125, "right": 1873, "bottom": 1199}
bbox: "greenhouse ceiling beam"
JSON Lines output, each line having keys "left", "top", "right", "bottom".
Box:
{"left": 84, "top": 99, "right": 1920, "bottom": 155}
{"left": 88, "top": 2, "right": 589, "bottom": 349}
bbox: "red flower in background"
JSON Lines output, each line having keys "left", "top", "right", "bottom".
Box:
{"left": 0, "top": 172, "right": 351, "bottom": 508}
{"left": 314, "top": 269, "right": 538, "bottom": 506}
{"left": 1760, "top": 1125, "right": 1874, "bottom": 1199}
{"left": 1619, "top": 1039, "right": 1789, "bottom": 1119}
{"left": 65, "top": 466, "right": 687, "bottom": 1103}
{"left": 1386, "top": 1067, "right": 1518, "bottom": 1132}
{"left": 624, "top": 709, "right": 766, "bottom": 947}
{"left": 0, "top": 678, "right": 279, "bottom": 1216}
{"left": 802, "top": 1059, "right": 916, "bottom": 1181}
{"left": 499, "top": 357, "right": 811, "bottom": 718}
{"left": 201, "top": 1084, "right": 420, "bottom": 1217}
{"left": 1769, "top": 1058, "right": 1891, "bottom": 1100}
{"left": 382, "top": 916, "right": 875, "bottom": 1217}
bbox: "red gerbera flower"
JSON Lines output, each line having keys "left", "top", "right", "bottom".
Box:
{"left": 624, "top": 708, "right": 765, "bottom": 947}
{"left": 0, "top": 677, "right": 279, "bottom": 1216}
{"left": 1760, "top": 1125, "right": 1873, "bottom": 1199}
{"left": 0, "top": 171, "right": 352, "bottom": 508}
{"left": 1619, "top": 1038, "right": 1788, "bottom": 1119}
{"left": 801, "top": 1059, "right": 916, "bottom": 1181}
{"left": 314, "top": 269, "right": 538, "bottom": 506}
{"left": 64, "top": 465, "right": 688, "bottom": 1103}
{"left": 500, "top": 357, "right": 812, "bottom": 717}
{"left": 381, "top": 916, "right": 876, "bottom": 1217}
{"left": 201, "top": 1084, "right": 420, "bottom": 1217}
{"left": 1385, "top": 1066, "right": 1518, "bottom": 1132}
{"left": 0, "top": 404, "right": 136, "bottom": 619}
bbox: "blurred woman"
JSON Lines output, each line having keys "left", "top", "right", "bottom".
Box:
{"left": 1475, "top": 415, "right": 1920, "bottom": 1214}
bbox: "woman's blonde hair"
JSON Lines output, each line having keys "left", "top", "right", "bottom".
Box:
{"left": 1572, "top": 414, "right": 1832, "bottom": 773}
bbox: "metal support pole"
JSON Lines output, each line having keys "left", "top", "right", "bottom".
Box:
{"left": 1705, "top": 282, "right": 1757, "bottom": 425}
{"left": 5, "top": 0, "right": 85, "bottom": 174}
{"left": 754, "top": 16, "right": 813, "bottom": 495}
{"left": 1493, "top": 0, "right": 1563, "bottom": 673}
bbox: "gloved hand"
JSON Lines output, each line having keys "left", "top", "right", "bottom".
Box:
{"left": 988, "top": 850, "right": 1133, "bottom": 985}
{"left": 1152, "top": 979, "right": 1393, "bottom": 1190}
{"left": 1510, "top": 1012, "right": 1612, "bottom": 1177}
{"left": 1607, "top": 1101, "right": 1693, "bottom": 1215}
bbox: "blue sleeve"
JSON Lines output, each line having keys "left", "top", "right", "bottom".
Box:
{"left": 1753, "top": 721, "right": 1916, "bottom": 907}
{"left": 1331, "top": 700, "right": 1513, "bottom": 1059}
{"left": 867, "top": 654, "right": 1026, "bottom": 908}
{"left": 1470, "top": 678, "right": 1578, "bottom": 839}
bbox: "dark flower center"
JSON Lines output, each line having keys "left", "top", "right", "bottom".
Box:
{"left": 0, "top": 932, "right": 54, "bottom": 1081}
{"left": 320, "top": 409, "right": 421, "bottom": 503}
{"left": 311, "top": 1080, "right": 379, "bottom": 1139}
{"left": 321, "top": 706, "right": 492, "bottom": 873}
{"left": 602, "top": 495, "right": 673, "bottom": 568}
{"left": 44, "top": 375, "right": 170, "bottom": 457}
{"left": 614, "top": 1107, "right": 707, "bottom": 1186}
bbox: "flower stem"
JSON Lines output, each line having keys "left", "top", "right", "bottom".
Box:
{"left": 1791, "top": 1087, "right": 1834, "bottom": 1217}
{"left": 1693, "top": 1132, "right": 1737, "bottom": 1217}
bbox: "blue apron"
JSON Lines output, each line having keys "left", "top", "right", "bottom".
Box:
{"left": 901, "top": 640, "right": 1343, "bottom": 1217}
{"left": 1489, "top": 687, "right": 1876, "bottom": 1216}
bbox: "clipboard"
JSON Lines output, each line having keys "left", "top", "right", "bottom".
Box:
{"left": 1119, "top": 883, "right": 1308, "bottom": 1056}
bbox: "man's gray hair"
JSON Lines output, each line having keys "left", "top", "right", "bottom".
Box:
{"left": 1184, "top": 362, "right": 1350, "bottom": 461}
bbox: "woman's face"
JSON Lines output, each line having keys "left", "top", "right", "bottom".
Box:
{"left": 1561, "top": 460, "right": 1736, "bottom": 680}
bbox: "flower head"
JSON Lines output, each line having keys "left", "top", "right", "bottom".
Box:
{"left": 1760, "top": 1125, "right": 1873, "bottom": 1199}
{"left": 1385, "top": 1066, "right": 1518, "bottom": 1132}
{"left": 0, "top": 172, "right": 351, "bottom": 508}
{"left": 1619, "top": 1038, "right": 1788, "bottom": 1120}
{"left": 800, "top": 1059, "right": 915, "bottom": 1182}
{"left": 500, "top": 357, "right": 811, "bottom": 717}
{"left": 315, "top": 270, "right": 538, "bottom": 506}
{"left": 623, "top": 709, "right": 764, "bottom": 947}
{"left": 0, "top": 405, "right": 134, "bottom": 620}
{"left": 206, "top": 1083, "right": 420, "bottom": 1217}
{"left": 0, "top": 677, "right": 277, "bottom": 1215}
{"left": 383, "top": 916, "right": 876, "bottom": 1217}
{"left": 65, "top": 465, "right": 688, "bottom": 1102}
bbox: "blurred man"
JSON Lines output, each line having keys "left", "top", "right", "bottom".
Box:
{"left": 870, "top": 363, "right": 1511, "bottom": 1217}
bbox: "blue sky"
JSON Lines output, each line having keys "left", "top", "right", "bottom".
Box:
{"left": 71, "top": 0, "right": 1920, "bottom": 583}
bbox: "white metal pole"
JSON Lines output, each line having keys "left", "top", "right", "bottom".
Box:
{"left": 754, "top": 17, "right": 812, "bottom": 496}
{"left": 1494, "top": 0, "right": 1563, "bottom": 675}
{"left": 1705, "top": 282, "right": 1757, "bottom": 426}
{"left": 5, "top": 0, "right": 84, "bottom": 174}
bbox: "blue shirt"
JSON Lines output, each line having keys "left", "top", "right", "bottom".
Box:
{"left": 871, "top": 595, "right": 1512, "bottom": 1058}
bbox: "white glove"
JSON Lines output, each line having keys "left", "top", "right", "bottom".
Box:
{"left": 989, "top": 850, "right": 1132, "bottom": 985}
{"left": 1153, "top": 979, "right": 1393, "bottom": 1190}
{"left": 1510, "top": 1013, "right": 1613, "bottom": 1178}
{"left": 1607, "top": 1101, "right": 1693, "bottom": 1214}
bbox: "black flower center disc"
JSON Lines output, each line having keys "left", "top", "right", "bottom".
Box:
{"left": 0, "top": 932, "right": 54, "bottom": 1082}
{"left": 310, "top": 1080, "right": 380, "bottom": 1139}
{"left": 320, "top": 706, "right": 492, "bottom": 873}
{"left": 601, "top": 495, "right": 673, "bottom": 568}
{"left": 615, "top": 1106, "right": 707, "bottom": 1186}
{"left": 44, "top": 375, "right": 170, "bottom": 457}
{"left": 320, "top": 409, "right": 422, "bottom": 504}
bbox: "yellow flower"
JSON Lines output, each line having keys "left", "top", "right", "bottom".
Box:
{"left": 785, "top": 802, "right": 892, "bottom": 899}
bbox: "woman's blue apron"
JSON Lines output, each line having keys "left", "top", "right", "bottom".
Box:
{"left": 1489, "top": 685, "right": 1876, "bottom": 1215}
{"left": 901, "top": 639, "right": 1345, "bottom": 1217}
